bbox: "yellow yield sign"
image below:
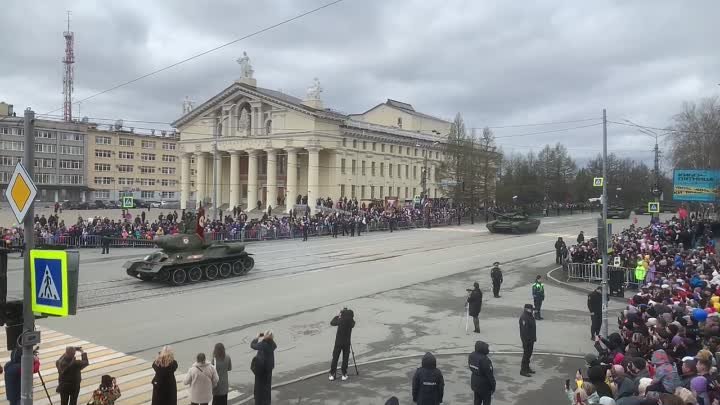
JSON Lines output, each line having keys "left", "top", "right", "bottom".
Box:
{"left": 5, "top": 162, "right": 38, "bottom": 223}
{"left": 593, "top": 177, "right": 604, "bottom": 187}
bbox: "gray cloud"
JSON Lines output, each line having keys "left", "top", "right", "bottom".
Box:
{"left": 1, "top": 0, "right": 719, "bottom": 167}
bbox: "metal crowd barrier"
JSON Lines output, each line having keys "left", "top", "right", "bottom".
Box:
{"left": 566, "top": 262, "right": 635, "bottom": 285}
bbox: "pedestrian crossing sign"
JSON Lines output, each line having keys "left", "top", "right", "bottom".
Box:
{"left": 593, "top": 177, "right": 604, "bottom": 187}
{"left": 122, "top": 196, "right": 134, "bottom": 208}
{"left": 648, "top": 202, "right": 660, "bottom": 213}
{"left": 30, "top": 250, "right": 69, "bottom": 316}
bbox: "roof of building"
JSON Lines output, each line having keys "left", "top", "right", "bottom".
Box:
{"left": 352, "top": 99, "right": 450, "bottom": 123}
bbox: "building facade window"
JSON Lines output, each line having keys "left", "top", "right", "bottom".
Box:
{"left": 118, "top": 178, "right": 134, "bottom": 185}
{"left": 371, "top": 162, "right": 376, "bottom": 177}
{"left": 340, "top": 158, "right": 346, "bottom": 174}
{"left": 60, "top": 145, "right": 83, "bottom": 155}
{"left": 372, "top": 142, "right": 377, "bottom": 151}
{"left": 405, "top": 187, "right": 409, "bottom": 198}
{"left": 94, "top": 177, "right": 112, "bottom": 185}
{"left": 95, "top": 150, "right": 111, "bottom": 158}
{"left": 94, "top": 163, "right": 111, "bottom": 172}
{"left": 361, "top": 161, "right": 366, "bottom": 176}
{"left": 361, "top": 185, "right": 366, "bottom": 199}
{"left": 398, "top": 165, "right": 401, "bottom": 178}
{"left": 119, "top": 151, "right": 134, "bottom": 159}
{"left": 162, "top": 142, "right": 176, "bottom": 151}
{"left": 141, "top": 191, "right": 155, "bottom": 199}
{"left": 340, "top": 184, "right": 346, "bottom": 198}
{"left": 35, "top": 130, "right": 56, "bottom": 139}
{"left": 119, "top": 138, "right": 134, "bottom": 147}
{"left": 0, "top": 172, "right": 9, "bottom": 182}
{"left": 162, "top": 155, "right": 176, "bottom": 163}
{"left": 59, "top": 160, "right": 82, "bottom": 170}
{"left": 94, "top": 190, "right": 110, "bottom": 199}
{"left": 139, "top": 166, "right": 156, "bottom": 174}
{"left": 161, "top": 167, "right": 176, "bottom": 175}
{"left": 405, "top": 165, "right": 409, "bottom": 178}
{"left": 160, "top": 191, "right": 176, "bottom": 199}
{"left": 390, "top": 145, "right": 395, "bottom": 153}
{"left": 95, "top": 136, "right": 111, "bottom": 145}
{"left": 36, "top": 144, "right": 56, "bottom": 154}
{"left": 34, "top": 173, "right": 54, "bottom": 184}
{"left": 371, "top": 186, "right": 375, "bottom": 199}
{"left": 406, "top": 147, "right": 410, "bottom": 155}
{"left": 362, "top": 141, "right": 367, "bottom": 150}
{"left": 397, "top": 117, "right": 402, "bottom": 128}
{"left": 118, "top": 164, "right": 133, "bottom": 173}
{"left": 2, "top": 141, "right": 23, "bottom": 151}
{"left": 413, "top": 166, "right": 417, "bottom": 179}
{"left": 0, "top": 156, "right": 20, "bottom": 166}
{"left": 35, "top": 158, "right": 55, "bottom": 169}
{"left": 353, "top": 140, "right": 357, "bottom": 148}
{"left": 389, "top": 163, "right": 393, "bottom": 178}
{"left": 342, "top": 138, "right": 347, "bottom": 147}
{"left": 139, "top": 178, "right": 156, "bottom": 186}
{"left": 397, "top": 186, "right": 400, "bottom": 197}
{"left": 414, "top": 148, "right": 418, "bottom": 156}
{"left": 140, "top": 153, "right": 156, "bottom": 161}
{"left": 380, "top": 186, "right": 384, "bottom": 198}
{"left": 351, "top": 160, "right": 356, "bottom": 175}
{"left": 58, "top": 174, "right": 83, "bottom": 185}
{"left": 160, "top": 179, "right": 178, "bottom": 187}
{"left": 141, "top": 140, "right": 156, "bottom": 149}
{"left": 380, "top": 162, "right": 384, "bottom": 177}
{"left": 61, "top": 133, "right": 82, "bottom": 141}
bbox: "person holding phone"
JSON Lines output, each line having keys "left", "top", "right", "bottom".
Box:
{"left": 56, "top": 346, "right": 89, "bottom": 405}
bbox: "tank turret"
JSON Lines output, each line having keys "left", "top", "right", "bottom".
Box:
{"left": 122, "top": 231, "right": 254, "bottom": 285}
{"left": 486, "top": 210, "right": 541, "bottom": 234}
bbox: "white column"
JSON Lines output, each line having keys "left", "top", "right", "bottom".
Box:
{"left": 265, "top": 149, "right": 277, "bottom": 210}
{"left": 214, "top": 151, "right": 223, "bottom": 210}
{"left": 247, "top": 150, "right": 259, "bottom": 211}
{"left": 54, "top": 190, "right": 59, "bottom": 203}
{"left": 180, "top": 153, "right": 190, "bottom": 210}
{"left": 196, "top": 152, "right": 207, "bottom": 207}
{"left": 307, "top": 147, "right": 321, "bottom": 213}
{"left": 285, "top": 148, "right": 298, "bottom": 213}
{"left": 229, "top": 150, "right": 240, "bottom": 210}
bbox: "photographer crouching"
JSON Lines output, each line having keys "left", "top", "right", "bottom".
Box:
{"left": 329, "top": 307, "right": 355, "bottom": 381}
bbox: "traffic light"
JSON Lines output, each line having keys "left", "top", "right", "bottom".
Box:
{"left": 4, "top": 300, "right": 23, "bottom": 350}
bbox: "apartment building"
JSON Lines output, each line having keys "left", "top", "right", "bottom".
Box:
{"left": 0, "top": 102, "right": 90, "bottom": 203}
{"left": 86, "top": 124, "right": 181, "bottom": 202}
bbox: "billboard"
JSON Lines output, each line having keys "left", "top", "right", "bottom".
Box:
{"left": 672, "top": 169, "right": 720, "bottom": 202}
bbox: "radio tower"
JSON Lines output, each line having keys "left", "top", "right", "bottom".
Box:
{"left": 62, "top": 11, "right": 75, "bottom": 122}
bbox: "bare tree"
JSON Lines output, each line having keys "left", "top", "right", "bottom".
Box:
{"left": 669, "top": 97, "right": 720, "bottom": 169}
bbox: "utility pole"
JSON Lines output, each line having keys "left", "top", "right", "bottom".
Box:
{"left": 652, "top": 139, "right": 661, "bottom": 220}
{"left": 212, "top": 117, "right": 219, "bottom": 221}
{"left": 601, "top": 109, "right": 609, "bottom": 338}
{"left": 21, "top": 108, "right": 36, "bottom": 405}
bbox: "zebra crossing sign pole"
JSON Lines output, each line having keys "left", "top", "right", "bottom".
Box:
{"left": 30, "top": 250, "right": 80, "bottom": 317}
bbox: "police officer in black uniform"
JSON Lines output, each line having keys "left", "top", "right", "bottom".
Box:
{"left": 490, "top": 262, "right": 503, "bottom": 298}
{"left": 519, "top": 304, "right": 537, "bottom": 377}
{"left": 469, "top": 340, "right": 496, "bottom": 405}
{"left": 100, "top": 227, "right": 111, "bottom": 254}
{"left": 467, "top": 282, "right": 483, "bottom": 333}
{"left": 554, "top": 237, "right": 566, "bottom": 264}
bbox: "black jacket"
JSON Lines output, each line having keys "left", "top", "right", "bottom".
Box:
{"left": 331, "top": 309, "right": 355, "bottom": 347}
{"left": 467, "top": 289, "right": 483, "bottom": 317}
{"left": 251, "top": 337, "right": 277, "bottom": 374}
{"left": 554, "top": 240, "right": 566, "bottom": 251}
{"left": 412, "top": 353, "right": 444, "bottom": 405}
{"left": 491, "top": 267, "right": 503, "bottom": 284}
{"left": 519, "top": 310, "right": 536, "bottom": 343}
{"left": 151, "top": 360, "right": 178, "bottom": 405}
{"left": 469, "top": 341, "right": 496, "bottom": 394}
{"left": 56, "top": 352, "right": 89, "bottom": 394}
{"left": 587, "top": 290, "right": 602, "bottom": 314}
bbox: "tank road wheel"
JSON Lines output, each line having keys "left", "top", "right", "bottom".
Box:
{"left": 188, "top": 266, "right": 203, "bottom": 283}
{"left": 218, "top": 263, "right": 232, "bottom": 278}
{"left": 241, "top": 256, "right": 255, "bottom": 275}
{"left": 170, "top": 269, "right": 187, "bottom": 286}
{"left": 138, "top": 274, "right": 154, "bottom": 282}
{"left": 232, "top": 261, "right": 244, "bottom": 276}
{"left": 204, "top": 264, "right": 219, "bottom": 280}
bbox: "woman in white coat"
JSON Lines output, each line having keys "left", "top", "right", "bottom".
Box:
{"left": 183, "top": 353, "right": 219, "bottom": 405}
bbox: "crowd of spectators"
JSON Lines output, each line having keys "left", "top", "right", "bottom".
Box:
{"left": 564, "top": 212, "right": 720, "bottom": 404}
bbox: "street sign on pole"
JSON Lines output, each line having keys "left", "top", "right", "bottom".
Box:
{"left": 648, "top": 202, "right": 660, "bottom": 213}
{"left": 122, "top": 195, "right": 134, "bottom": 208}
{"left": 593, "top": 177, "right": 604, "bottom": 187}
{"left": 30, "top": 249, "right": 80, "bottom": 317}
{"left": 5, "top": 162, "right": 38, "bottom": 224}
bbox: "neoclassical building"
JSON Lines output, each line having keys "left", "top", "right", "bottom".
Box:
{"left": 173, "top": 54, "right": 451, "bottom": 213}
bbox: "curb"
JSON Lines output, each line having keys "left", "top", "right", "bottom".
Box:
{"left": 545, "top": 266, "right": 627, "bottom": 303}
{"left": 233, "top": 350, "right": 585, "bottom": 404}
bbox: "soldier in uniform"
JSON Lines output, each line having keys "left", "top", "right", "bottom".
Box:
{"left": 519, "top": 304, "right": 537, "bottom": 377}
{"left": 490, "top": 262, "right": 503, "bottom": 298}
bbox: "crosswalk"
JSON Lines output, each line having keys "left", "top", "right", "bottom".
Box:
{"left": 0, "top": 327, "right": 241, "bottom": 404}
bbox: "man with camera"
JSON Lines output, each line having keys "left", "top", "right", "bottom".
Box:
{"left": 467, "top": 282, "right": 483, "bottom": 334}
{"left": 56, "top": 346, "right": 89, "bottom": 405}
{"left": 329, "top": 307, "right": 355, "bottom": 381}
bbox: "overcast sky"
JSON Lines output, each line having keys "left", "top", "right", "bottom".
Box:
{"left": 1, "top": 0, "right": 719, "bottom": 169}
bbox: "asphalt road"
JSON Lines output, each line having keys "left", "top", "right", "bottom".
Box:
{"left": 12, "top": 212, "right": 656, "bottom": 403}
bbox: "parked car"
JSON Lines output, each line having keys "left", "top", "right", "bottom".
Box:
{"left": 605, "top": 206, "right": 631, "bottom": 219}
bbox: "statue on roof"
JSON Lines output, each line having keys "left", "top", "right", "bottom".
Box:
{"left": 182, "top": 96, "right": 194, "bottom": 114}
{"left": 306, "top": 77, "right": 322, "bottom": 100}
{"left": 236, "top": 51, "right": 254, "bottom": 79}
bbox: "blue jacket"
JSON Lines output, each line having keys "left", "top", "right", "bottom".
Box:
{"left": 4, "top": 349, "right": 22, "bottom": 402}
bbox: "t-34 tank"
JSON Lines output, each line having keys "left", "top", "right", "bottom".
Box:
{"left": 123, "top": 233, "right": 255, "bottom": 285}
{"left": 486, "top": 211, "right": 541, "bottom": 234}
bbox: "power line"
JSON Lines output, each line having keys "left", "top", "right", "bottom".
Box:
{"left": 480, "top": 117, "right": 601, "bottom": 129}
{"left": 493, "top": 122, "right": 602, "bottom": 139}
{"left": 607, "top": 120, "right": 718, "bottom": 136}
{"left": 42, "top": 0, "right": 347, "bottom": 115}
